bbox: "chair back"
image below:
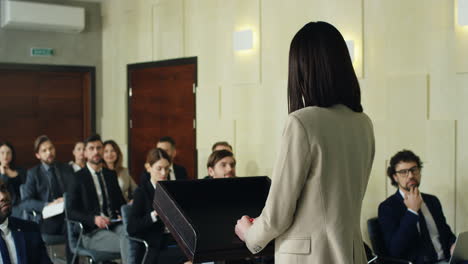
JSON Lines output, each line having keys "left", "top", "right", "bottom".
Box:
{"left": 63, "top": 193, "right": 80, "bottom": 250}
{"left": 121, "top": 204, "right": 140, "bottom": 264}
{"left": 19, "top": 184, "right": 41, "bottom": 223}
{"left": 367, "top": 217, "right": 388, "bottom": 256}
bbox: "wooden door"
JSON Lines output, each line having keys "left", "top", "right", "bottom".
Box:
{"left": 128, "top": 57, "right": 197, "bottom": 182}
{"left": 0, "top": 64, "right": 94, "bottom": 169}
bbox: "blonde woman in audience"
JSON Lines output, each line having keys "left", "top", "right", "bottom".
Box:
{"left": 103, "top": 140, "right": 137, "bottom": 202}
{"left": 69, "top": 141, "right": 86, "bottom": 172}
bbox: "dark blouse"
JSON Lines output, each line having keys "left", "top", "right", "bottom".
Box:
{"left": 0, "top": 167, "right": 27, "bottom": 205}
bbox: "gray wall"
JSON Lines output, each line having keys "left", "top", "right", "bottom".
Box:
{"left": 0, "top": 0, "right": 103, "bottom": 132}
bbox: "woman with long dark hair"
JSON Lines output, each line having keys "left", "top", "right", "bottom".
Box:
{"left": 0, "top": 141, "right": 27, "bottom": 217}
{"left": 235, "top": 21, "right": 375, "bottom": 264}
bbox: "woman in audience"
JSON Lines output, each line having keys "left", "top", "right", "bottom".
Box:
{"left": 128, "top": 148, "right": 189, "bottom": 264}
{"left": 235, "top": 21, "right": 375, "bottom": 263}
{"left": 69, "top": 141, "right": 85, "bottom": 172}
{"left": 103, "top": 140, "right": 137, "bottom": 202}
{"left": 0, "top": 142, "right": 27, "bottom": 217}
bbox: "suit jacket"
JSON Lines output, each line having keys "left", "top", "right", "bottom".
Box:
{"left": 140, "top": 163, "right": 188, "bottom": 184}
{"left": 127, "top": 180, "right": 165, "bottom": 264}
{"left": 22, "top": 162, "right": 74, "bottom": 212}
{"left": 378, "top": 190, "right": 456, "bottom": 263}
{"left": 68, "top": 166, "right": 126, "bottom": 233}
{"left": 6, "top": 217, "right": 52, "bottom": 264}
{"left": 244, "top": 105, "right": 375, "bottom": 264}
{"left": 22, "top": 162, "right": 74, "bottom": 234}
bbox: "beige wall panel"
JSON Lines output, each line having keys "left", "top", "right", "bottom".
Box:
{"left": 184, "top": 0, "right": 219, "bottom": 87}
{"left": 455, "top": 0, "right": 468, "bottom": 73}
{"left": 423, "top": 121, "right": 456, "bottom": 229}
{"left": 196, "top": 86, "right": 221, "bottom": 121}
{"left": 386, "top": 74, "right": 428, "bottom": 121}
{"left": 456, "top": 120, "right": 468, "bottom": 232}
{"left": 455, "top": 74, "right": 468, "bottom": 120}
{"left": 152, "top": 0, "right": 185, "bottom": 60}
{"left": 230, "top": 0, "right": 260, "bottom": 84}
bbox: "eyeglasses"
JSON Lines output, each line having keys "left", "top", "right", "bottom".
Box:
{"left": 395, "top": 166, "right": 420, "bottom": 178}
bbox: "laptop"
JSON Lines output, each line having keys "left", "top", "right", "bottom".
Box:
{"left": 449, "top": 231, "right": 468, "bottom": 264}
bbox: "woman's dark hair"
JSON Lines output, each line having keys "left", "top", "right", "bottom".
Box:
{"left": 146, "top": 148, "right": 172, "bottom": 166}
{"left": 0, "top": 142, "right": 17, "bottom": 169}
{"left": 287, "top": 21, "right": 363, "bottom": 114}
{"left": 386, "top": 150, "right": 423, "bottom": 187}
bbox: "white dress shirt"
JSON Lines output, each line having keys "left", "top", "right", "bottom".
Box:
{"left": 400, "top": 190, "right": 445, "bottom": 260}
{"left": 0, "top": 218, "right": 18, "bottom": 264}
{"left": 169, "top": 164, "right": 175, "bottom": 181}
{"left": 87, "top": 163, "right": 106, "bottom": 216}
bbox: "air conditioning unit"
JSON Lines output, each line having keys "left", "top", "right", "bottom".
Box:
{"left": 0, "top": 0, "right": 85, "bottom": 33}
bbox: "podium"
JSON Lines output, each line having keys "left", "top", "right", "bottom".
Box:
{"left": 153, "top": 176, "right": 275, "bottom": 262}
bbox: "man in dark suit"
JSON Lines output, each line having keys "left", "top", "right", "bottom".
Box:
{"left": 141, "top": 136, "right": 188, "bottom": 183}
{"left": 0, "top": 182, "right": 52, "bottom": 264}
{"left": 68, "top": 134, "right": 127, "bottom": 261}
{"left": 378, "top": 150, "right": 456, "bottom": 264}
{"left": 22, "top": 135, "right": 74, "bottom": 236}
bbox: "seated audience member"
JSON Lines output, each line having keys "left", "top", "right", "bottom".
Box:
{"left": 22, "top": 135, "right": 74, "bottom": 236}
{"left": 0, "top": 182, "right": 52, "bottom": 264}
{"left": 211, "top": 141, "right": 233, "bottom": 153}
{"left": 128, "top": 148, "right": 188, "bottom": 264}
{"left": 378, "top": 150, "right": 456, "bottom": 264}
{"left": 0, "top": 142, "right": 27, "bottom": 217}
{"left": 141, "top": 136, "right": 188, "bottom": 183}
{"left": 103, "top": 140, "right": 137, "bottom": 202}
{"left": 205, "top": 150, "right": 236, "bottom": 179}
{"left": 69, "top": 141, "right": 85, "bottom": 172}
{"left": 68, "top": 134, "right": 127, "bottom": 261}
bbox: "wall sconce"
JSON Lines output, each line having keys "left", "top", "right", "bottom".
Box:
{"left": 459, "top": 0, "right": 468, "bottom": 26}
{"left": 346, "top": 40, "right": 355, "bottom": 62}
{"left": 233, "top": 29, "right": 253, "bottom": 51}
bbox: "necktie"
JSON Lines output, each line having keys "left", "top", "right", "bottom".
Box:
{"left": 96, "top": 171, "right": 110, "bottom": 217}
{"left": 418, "top": 210, "right": 438, "bottom": 262}
{"left": 0, "top": 230, "right": 12, "bottom": 264}
{"left": 48, "top": 167, "right": 61, "bottom": 200}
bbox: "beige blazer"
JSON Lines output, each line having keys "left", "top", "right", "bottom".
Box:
{"left": 245, "top": 104, "right": 375, "bottom": 264}
{"left": 117, "top": 167, "right": 137, "bottom": 202}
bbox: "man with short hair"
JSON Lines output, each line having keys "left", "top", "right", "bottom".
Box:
{"left": 205, "top": 150, "right": 236, "bottom": 179}
{"left": 211, "top": 141, "right": 233, "bottom": 153}
{"left": 142, "top": 136, "right": 188, "bottom": 183}
{"left": 22, "top": 135, "right": 74, "bottom": 235}
{"left": 378, "top": 150, "right": 456, "bottom": 264}
{"left": 68, "top": 134, "right": 127, "bottom": 261}
{"left": 156, "top": 136, "right": 188, "bottom": 181}
{"left": 0, "top": 182, "right": 52, "bottom": 264}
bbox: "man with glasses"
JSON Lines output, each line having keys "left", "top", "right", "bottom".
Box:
{"left": 378, "top": 150, "right": 456, "bottom": 264}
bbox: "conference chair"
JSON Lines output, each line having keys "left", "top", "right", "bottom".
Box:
{"left": 63, "top": 193, "right": 121, "bottom": 264}
{"left": 121, "top": 204, "right": 149, "bottom": 264}
{"left": 19, "top": 185, "right": 67, "bottom": 263}
{"left": 367, "top": 217, "right": 413, "bottom": 264}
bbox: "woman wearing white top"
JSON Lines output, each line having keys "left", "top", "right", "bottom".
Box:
{"left": 103, "top": 140, "right": 137, "bottom": 202}
{"left": 68, "top": 141, "right": 85, "bottom": 172}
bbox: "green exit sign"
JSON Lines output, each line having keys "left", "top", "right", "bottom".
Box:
{"left": 30, "top": 48, "right": 54, "bottom": 57}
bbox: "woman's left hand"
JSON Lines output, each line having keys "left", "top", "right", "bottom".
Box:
{"left": 235, "top": 215, "right": 253, "bottom": 242}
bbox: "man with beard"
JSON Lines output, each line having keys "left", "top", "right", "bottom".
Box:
{"left": 378, "top": 150, "right": 456, "bottom": 264}
{"left": 68, "top": 134, "right": 127, "bottom": 261}
{"left": 204, "top": 150, "right": 236, "bottom": 179}
{"left": 0, "top": 182, "right": 52, "bottom": 263}
{"left": 22, "top": 135, "right": 74, "bottom": 235}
